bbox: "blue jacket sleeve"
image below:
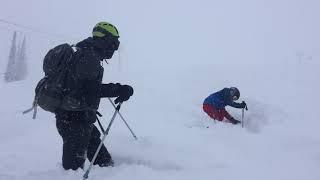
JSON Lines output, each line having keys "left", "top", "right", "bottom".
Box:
{"left": 227, "top": 101, "right": 243, "bottom": 109}
{"left": 223, "top": 88, "right": 243, "bottom": 109}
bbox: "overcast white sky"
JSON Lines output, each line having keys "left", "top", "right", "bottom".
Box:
{"left": 1, "top": 0, "right": 319, "bottom": 72}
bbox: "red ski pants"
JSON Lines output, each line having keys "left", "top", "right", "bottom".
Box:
{"left": 203, "top": 104, "right": 232, "bottom": 121}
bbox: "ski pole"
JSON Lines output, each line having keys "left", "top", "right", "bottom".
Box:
{"left": 241, "top": 108, "right": 244, "bottom": 128}
{"left": 108, "top": 98, "right": 138, "bottom": 140}
{"left": 241, "top": 104, "right": 248, "bottom": 128}
{"left": 95, "top": 111, "right": 105, "bottom": 133}
{"left": 83, "top": 103, "right": 121, "bottom": 180}
{"left": 96, "top": 116, "right": 105, "bottom": 133}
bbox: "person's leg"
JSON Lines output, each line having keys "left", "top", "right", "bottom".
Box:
{"left": 56, "top": 117, "right": 91, "bottom": 170}
{"left": 203, "top": 104, "right": 214, "bottom": 118}
{"left": 221, "top": 109, "right": 233, "bottom": 122}
{"left": 203, "top": 104, "right": 223, "bottom": 121}
{"left": 216, "top": 109, "right": 225, "bottom": 121}
{"left": 86, "top": 125, "right": 113, "bottom": 167}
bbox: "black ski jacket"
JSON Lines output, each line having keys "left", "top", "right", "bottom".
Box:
{"left": 56, "top": 37, "right": 120, "bottom": 123}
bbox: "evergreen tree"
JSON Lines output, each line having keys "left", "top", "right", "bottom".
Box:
{"left": 4, "top": 31, "right": 18, "bottom": 82}
{"left": 16, "top": 36, "right": 28, "bottom": 80}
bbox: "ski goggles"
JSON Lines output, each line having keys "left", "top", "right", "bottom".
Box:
{"left": 232, "top": 95, "right": 239, "bottom": 101}
{"left": 111, "top": 37, "right": 120, "bottom": 51}
{"left": 102, "top": 36, "right": 120, "bottom": 51}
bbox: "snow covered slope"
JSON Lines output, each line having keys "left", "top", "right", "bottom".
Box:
{"left": 1, "top": 0, "right": 320, "bottom": 180}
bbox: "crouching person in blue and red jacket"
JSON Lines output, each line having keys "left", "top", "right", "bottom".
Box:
{"left": 203, "top": 87, "right": 246, "bottom": 124}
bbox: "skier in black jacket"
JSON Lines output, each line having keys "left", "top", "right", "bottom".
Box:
{"left": 55, "top": 22, "right": 133, "bottom": 170}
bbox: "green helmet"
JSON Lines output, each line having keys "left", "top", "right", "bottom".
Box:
{"left": 92, "top": 22, "right": 119, "bottom": 38}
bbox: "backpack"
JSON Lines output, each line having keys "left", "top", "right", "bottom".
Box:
{"left": 23, "top": 43, "right": 80, "bottom": 118}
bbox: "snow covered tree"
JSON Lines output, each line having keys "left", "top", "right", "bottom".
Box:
{"left": 4, "top": 32, "right": 28, "bottom": 82}
{"left": 15, "top": 36, "right": 28, "bottom": 80}
{"left": 4, "top": 31, "right": 18, "bottom": 82}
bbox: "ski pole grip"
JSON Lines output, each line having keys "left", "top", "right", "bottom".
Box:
{"left": 116, "top": 103, "right": 122, "bottom": 111}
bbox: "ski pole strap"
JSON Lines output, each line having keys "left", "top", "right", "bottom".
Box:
{"left": 96, "top": 111, "right": 103, "bottom": 117}
{"left": 22, "top": 104, "right": 38, "bottom": 119}
{"left": 22, "top": 106, "right": 34, "bottom": 114}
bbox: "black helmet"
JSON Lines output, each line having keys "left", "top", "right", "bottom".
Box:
{"left": 230, "top": 87, "right": 240, "bottom": 100}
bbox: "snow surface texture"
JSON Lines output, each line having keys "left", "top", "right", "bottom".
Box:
{"left": 1, "top": 0, "right": 320, "bottom": 180}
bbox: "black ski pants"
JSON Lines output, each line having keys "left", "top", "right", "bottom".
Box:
{"left": 55, "top": 112, "right": 113, "bottom": 170}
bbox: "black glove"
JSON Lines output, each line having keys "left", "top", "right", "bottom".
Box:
{"left": 230, "top": 118, "right": 241, "bottom": 125}
{"left": 114, "top": 85, "right": 134, "bottom": 104}
{"left": 100, "top": 83, "right": 121, "bottom": 98}
{"left": 240, "top": 101, "right": 247, "bottom": 109}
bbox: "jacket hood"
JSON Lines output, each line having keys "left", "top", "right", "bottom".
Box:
{"left": 76, "top": 37, "right": 115, "bottom": 59}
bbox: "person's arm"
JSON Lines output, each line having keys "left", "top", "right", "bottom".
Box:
{"left": 99, "top": 83, "right": 121, "bottom": 97}
{"left": 223, "top": 88, "right": 246, "bottom": 109}
{"left": 72, "top": 51, "right": 104, "bottom": 96}
{"left": 228, "top": 101, "right": 245, "bottom": 109}
{"left": 221, "top": 108, "right": 241, "bottom": 124}
{"left": 100, "top": 83, "right": 134, "bottom": 103}
{"left": 75, "top": 53, "right": 102, "bottom": 81}
{"left": 75, "top": 53, "right": 133, "bottom": 103}
{"left": 221, "top": 108, "right": 233, "bottom": 120}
